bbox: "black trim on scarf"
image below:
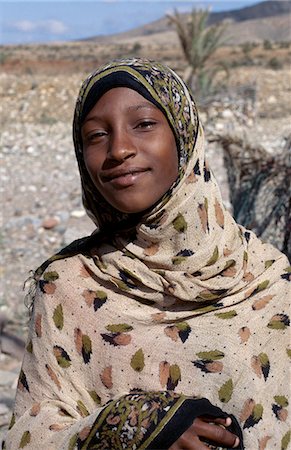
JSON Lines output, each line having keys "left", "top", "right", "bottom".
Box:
{"left": 80, "top": 71, "right": 179, "bottom": 149}
{"left": 147, "top": 398, "right": 244, "bottom": 450}
{"left": 81, "top": 72, "right": 165, "bottom": 124}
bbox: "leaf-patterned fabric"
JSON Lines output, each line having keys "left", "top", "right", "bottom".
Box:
{"left": 5, "top": 58, "right": 290, "bottom": 450}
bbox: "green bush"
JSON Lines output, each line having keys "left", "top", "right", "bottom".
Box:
{"left": 279, "top": 41, "right": 290, "bottom": 49}
{"left": 132, "top": 42, "right": 142, "bottom": 53}
{"left": 268, "top": 57, "right": 283, "bottom": 70}
{"left": 263, "top": 40, "right": 272, "bottom": 50}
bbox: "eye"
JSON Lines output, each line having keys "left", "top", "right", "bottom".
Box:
{"left": 135, "top": 120, "right": 156, "bottom": 130}
{"left": 85, "top": 130, "right": 107, "bottom": 143}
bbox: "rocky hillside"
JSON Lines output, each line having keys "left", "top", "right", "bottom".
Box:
{"left": 88, "top": 0, "right": 291, "bottom": 44}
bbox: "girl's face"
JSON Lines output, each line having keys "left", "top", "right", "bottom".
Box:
{"left": 81, "top": 87, "right": 179, "bottom": 214}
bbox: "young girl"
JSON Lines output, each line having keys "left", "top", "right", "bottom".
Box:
{"left": 5, "top": 58, "right": 290, "bottom": 449}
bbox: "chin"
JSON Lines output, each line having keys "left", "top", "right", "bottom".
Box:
{"left": 109, "top": 197, "right": 155, "bottom": 215}
{"left": 115, "top": 206, "right": 147, "bottom": 214}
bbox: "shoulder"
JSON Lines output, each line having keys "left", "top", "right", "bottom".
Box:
{"left": 32, "top": 254, "right": 95, "bottom": 308}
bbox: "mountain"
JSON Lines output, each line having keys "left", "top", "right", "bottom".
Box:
{"left": 88, "top": 0, "right": 291, "bottom": 44}
{"left": 208, "top": 0, "right": 291, "bottom": 24}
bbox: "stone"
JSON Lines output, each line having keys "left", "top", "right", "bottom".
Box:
{"left": 221, "top": 109, "right": 233, "bottom": 119}
{"left": 267, "top": 95, "right": 277, "bottom": 104}
{"left": 70, "top": 210, "right": 86, "bottom": 218}
{"left": 41, "top": 217, "right": 60, "bottom": 229}
{"left": 215, "top": 122, "right": 224, "bottom": 131}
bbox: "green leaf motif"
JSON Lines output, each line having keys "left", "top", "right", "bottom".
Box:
{"left": 172, "top": 213, "right": 187, "bottom": 233}
{"left": 122, "top": 268, "right": 142, "bottom": 283}
{"left": 287, "top": 348, "right": 291, "bottom": 358}
{"left": 106, "top": 323, "right": 133, "bottom": 333}
{"left": 77, "top": 400, "right": 90, "bottom": 417}
{"left": 130, "top": 348, "right": 145, "bottom": 372}
{"left": 95, "top": 290, "right": 107, "bottom": 300}
{"left": 26, "top": 340, "right": 33, "bottom": 354}
{"left": 258, "top": 352, "right": 270, "bottom": 380}
{"left": 43, "top": 271, "right": 59, "bottom": 282}
{"left": 169, "top": 364, "right": 181, "bottom": 386}
{"left": 53, "top": 304, "right": 64, "bottom": 330}
{"left": 256, "top": 280, "right": 270, "bottom": 292}
{"left": 267, "top": 314, "right": 290, "bottom": 330}
{"left": 274, "top": 396, "right": 288, "bottom": 407}
{"left": 281, "top": 430, "right": 291, "bottom": 450}
{"left": 258, "top": 353, "right": 269, "bottom": 364}
{"left": 215, "top": 310, "right": 237, "bottom": 319}
{"left": 113, "top": 279, "right": 130, "bottom": 291}
{"left": 265, "top": 260, "right": 275, "bottom": 269}
{"left": 88, "top": 390, "right": 101, "bottom": 405}
{"left": 68, "top": 433, "right": 78, "bottom": 450}
{"left": 82, "top": 335, "right": 92, "bottom": 364}
{"left": 206, "top": 246, "right": 219, "bottom": 266}
{"left": 19, "top": 431, "right": 31, "bottom": 448}
{"left": 253, "top": 404, "right": 263, "bottom": 421}
{"left": 176, "top": 322, "right": 190, "bottom": 332}
{"left": 53, "top": 346, "right": 71, "bottom": 368}
{"left": 196, "top": 350, "right": 225, "bottom": 361}
{"left": 194, "top": 304, "right": 218, "bottom": 314}
{"left": 172, "top": 256, "right": 187, "bottom": 265}
{"left": 94, "top": 256, "right": 107, "bottom": 270}
{"left": 224, "top": 259, "right": 236, "bottom": 270}
{"left": 123, "top": 249, "right": 137, "bottom": 259}
{"left": 198, "top": 291, "right": 221, "bottom": 300}
{"left": 8, "top": 413, "right": 16, "bottom": 430}
{"left": 218, "top": 379, "right": 233, "bottom": 403}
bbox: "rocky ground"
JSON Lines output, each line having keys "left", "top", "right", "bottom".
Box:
{"left": 0, "top": 49, "right": 290, "bottom": 443}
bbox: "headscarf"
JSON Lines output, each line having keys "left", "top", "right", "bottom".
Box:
{"left": 31, "top": 57, "right": 289, "bottom": 317}
{"left": 64, "top": 56, "right": 287, "bottom": 317}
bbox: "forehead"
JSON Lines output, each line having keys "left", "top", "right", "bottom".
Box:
{"left": 85, "top": 87, "right": 159, "bottom": 117}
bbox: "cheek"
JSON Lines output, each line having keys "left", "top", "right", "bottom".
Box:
{"left": 83, "top": 150, "right": 101, "bottom": 181}
{"left": 165, "top": 140, "right": 179, "bottom": 181}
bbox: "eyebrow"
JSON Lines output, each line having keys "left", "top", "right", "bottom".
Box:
{"left": 128, "top": 103, "right": 157, "bottom": 112}
{"left": 83, "top": 102, "right": 157, "bottom": 124}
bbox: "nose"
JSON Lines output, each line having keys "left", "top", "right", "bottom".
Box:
{"left": 107, "top": 128, "right": 136, "bottom": 161}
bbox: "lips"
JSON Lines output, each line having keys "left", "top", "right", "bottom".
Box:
{"left": 101, "top": 167, "right": 149, "bottom": 182}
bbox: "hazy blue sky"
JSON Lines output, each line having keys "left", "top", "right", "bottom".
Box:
{"left": 1, "top": 0, "right": 260, "bottom": 45}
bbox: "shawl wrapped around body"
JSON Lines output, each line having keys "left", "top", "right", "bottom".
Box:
{"left": 4, "top": 58, "right": 290, "bottom": 450}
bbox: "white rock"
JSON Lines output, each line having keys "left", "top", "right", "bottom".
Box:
{"left": 221, "top": 109, "right": 233, "bottom": 119}
{"left": 215, "top": 122, "right": 224, "bottom": 131}
{"left": 267, "top": 95, "right": 277, "bottom": 104}
{"left": 70, "top": 210, "right": 86, "bottom": 218}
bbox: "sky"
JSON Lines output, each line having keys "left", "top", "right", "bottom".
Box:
{"left": 1, "top": 0, "right": 260, "bottom": 45}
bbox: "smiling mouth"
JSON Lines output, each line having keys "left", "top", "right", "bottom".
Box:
{"left": 102, "top": 168, "right": 149, "bottom": 187}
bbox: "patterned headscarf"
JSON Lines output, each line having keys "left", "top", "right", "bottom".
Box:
{"left": 64, "top": 57, "right": 288, "bottom": 314}
{"left": 72, "top": 57, "right": 198, "bottom": 229}
{"left": 32, "top": 57, "right": 289, "bottom": 314}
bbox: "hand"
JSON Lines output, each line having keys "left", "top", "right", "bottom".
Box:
{"left": 169, "top": 416, "right": 240, "bottom": 449}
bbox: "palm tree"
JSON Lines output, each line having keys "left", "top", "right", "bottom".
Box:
{"left": 168, "top": 8, "right": 227, "bottom": 98}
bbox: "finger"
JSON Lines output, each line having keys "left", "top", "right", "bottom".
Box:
{"left": 192, "top": 418, "right": 239, "bottom": 448}
{"left": 199, "top": 415, "right": 232, "bottom": 427}
{"left": 169, "top": 432, "right": 215, "bottom": 450}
